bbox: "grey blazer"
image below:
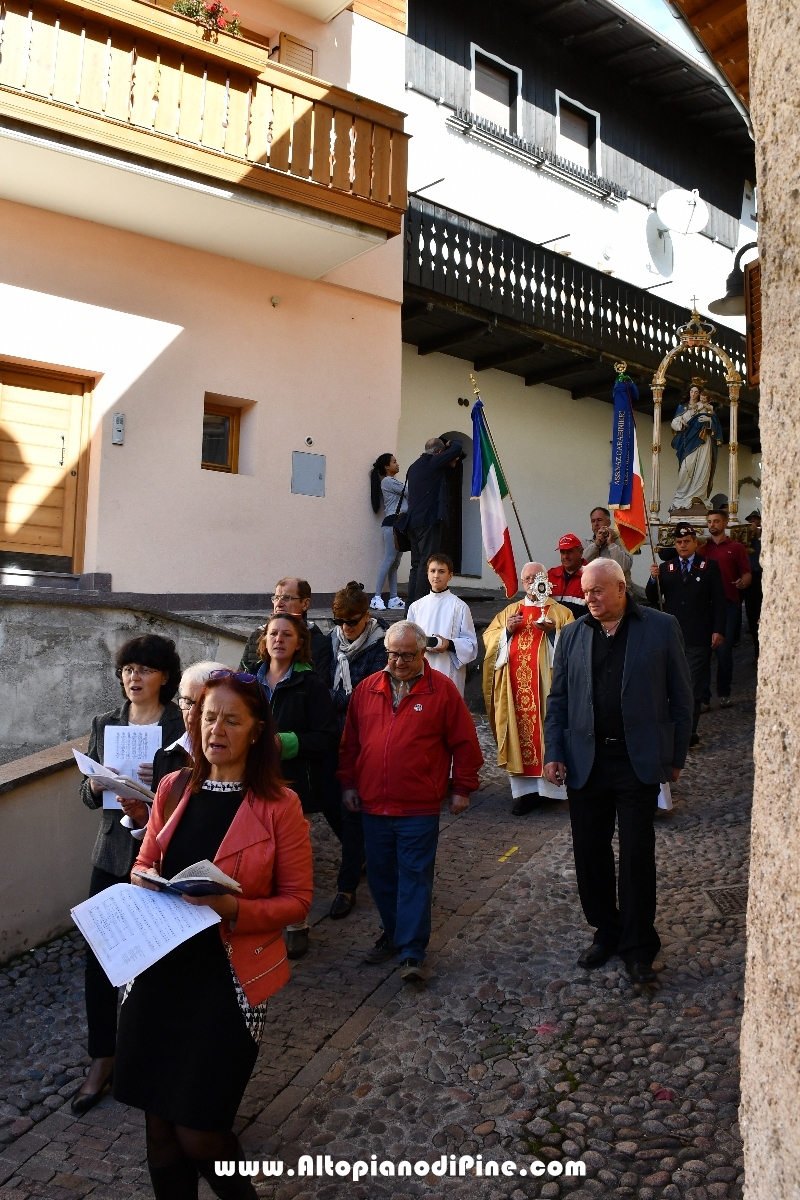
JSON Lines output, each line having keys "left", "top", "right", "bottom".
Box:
{"left": 80, "top": 701, "right": 185, "bottom": 877}
{"left": 544, "top": 606, "right": 693, "bottom": 789}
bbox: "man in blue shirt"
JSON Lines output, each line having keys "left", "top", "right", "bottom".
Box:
{"left": 400, "top": 437, "right": 463, "bottom": 604}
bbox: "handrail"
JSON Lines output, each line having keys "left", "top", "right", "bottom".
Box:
{"left": 404, "top": 196, "right": 751, "bottom": 392}
{"left": 0, "top": 0, "right": 409, "bottom": 225}
{"left": 1, "top": 0, "right": 406, "bottom": 129}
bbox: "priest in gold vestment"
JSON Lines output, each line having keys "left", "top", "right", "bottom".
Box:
{"left": 483, "top": 561, "right": 574, "bottom": 815}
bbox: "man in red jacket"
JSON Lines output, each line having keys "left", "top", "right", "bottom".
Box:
{"left": 700, "top": 510, "right": 752, "bottom": 707}
{"left": 338, "top": 620, "right": 483, "bottom": 982}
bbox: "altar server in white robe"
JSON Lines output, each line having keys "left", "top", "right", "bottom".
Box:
{"left": 407, "top": 552, "right": 478, "bottom": 697}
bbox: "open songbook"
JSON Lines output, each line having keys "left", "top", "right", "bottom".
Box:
{"left": 73, "top": 749, "right": 155, "bottom": 802}
{"left": 132, "top": 859, "right": 242, "bottom": 898}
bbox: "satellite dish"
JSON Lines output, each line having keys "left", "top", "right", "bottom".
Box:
{"left": 656, "top": 188, "right": 709, "bottom": 235}
{"left": 646, "top": 211, "right": 674, "bottom": 276}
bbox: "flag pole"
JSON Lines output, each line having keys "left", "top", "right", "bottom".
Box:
{"left": 614, "top": 362, "right": 664, "bottom": 611}
{"left": 469, "top": 373, "right": 534, "bottom": 563}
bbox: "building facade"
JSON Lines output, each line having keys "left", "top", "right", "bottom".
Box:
{"left": 394, "top": 0, "right": 759, "bottom": 591}
{"left": 0, "top": 0, "right": 409, "bottom": 598}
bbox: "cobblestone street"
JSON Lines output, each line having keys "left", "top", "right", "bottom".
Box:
{"left": 0, "top": 648, "right": 754, "bottom": 1200}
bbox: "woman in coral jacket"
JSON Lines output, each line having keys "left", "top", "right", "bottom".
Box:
{"left": 114, "top": 670, "right": 313, "bottom": 1200}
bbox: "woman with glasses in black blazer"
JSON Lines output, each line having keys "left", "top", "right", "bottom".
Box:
{"left": 74, "top": 634, "right": 184, "bottom": 1115}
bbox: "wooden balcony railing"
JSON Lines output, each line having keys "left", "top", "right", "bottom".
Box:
{"left": 405, "top": 197, "right": 754, "bottom": 393}
{"left": 0, "top": 0, "right": 408, "bottom": 234}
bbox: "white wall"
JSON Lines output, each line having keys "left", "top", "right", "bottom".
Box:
{"left": 404, "top": 90, "right": 750, "bottom": 336}
{"left": 0, "top": 199, "right": 400, "bottom": 594}
{"left": 399, "top": 345, "right": 757, "bottom": 591}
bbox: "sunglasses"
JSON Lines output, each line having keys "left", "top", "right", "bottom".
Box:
{"left": 207, "top": 669, "right": 269, "bottom": 718}
{"left": 333, "top": 615, "right": 368, "bottom": 628}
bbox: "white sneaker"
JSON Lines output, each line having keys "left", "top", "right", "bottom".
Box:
{"left": 370, "top": 595, "right": 386, "bottom": 610}
{"left": 388, "top": 597, "right": 405, "bottom": 610}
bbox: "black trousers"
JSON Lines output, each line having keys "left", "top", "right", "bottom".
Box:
{"left": 324, "top": 780, "right": 365, "bottom": 894}
{"left": 567, "top": 749, "right": 661, "bottom": 965}
{"left": 744, "top": 578, "right": 762, "bottom": 658}
{"left": 407, "top": 522, "right": 443, "bottom": 605}
{"left": 85, "top": 865, "right": 128, "bottom": 1057}
{"left": 683, "top": 644, "right": 711, "bottom": 735}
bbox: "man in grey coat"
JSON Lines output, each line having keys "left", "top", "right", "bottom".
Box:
{"left": 544, "top": 559, "right": 693, "bottom": 986}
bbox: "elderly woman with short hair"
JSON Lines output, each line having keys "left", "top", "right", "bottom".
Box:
{"left": 74, "top": 634, "right": 184, "bottom": 1115}
{"left": 149, "top": 660, "right": 230, "bottom": 786}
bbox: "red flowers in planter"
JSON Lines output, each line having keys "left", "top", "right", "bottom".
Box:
{"left": 173, "top": 0, "right": 242, "bottom": 37}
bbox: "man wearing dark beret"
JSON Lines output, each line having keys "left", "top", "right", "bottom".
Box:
{"left": 646, "top": 522, "right": 727, "bottom": 746}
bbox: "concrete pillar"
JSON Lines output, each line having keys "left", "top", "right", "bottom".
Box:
{"left": 739, "top": 3, "right": 800, "bottom": 1194}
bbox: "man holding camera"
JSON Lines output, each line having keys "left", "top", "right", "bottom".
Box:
{"left": 407, "top": 552, "right": 478, "bottom": 697}
{"left": 582, "top": 507, "right": 633, "bottom": 588}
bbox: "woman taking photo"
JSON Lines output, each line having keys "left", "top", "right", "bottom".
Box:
{"left": 326, "top": 582, "right": 388, "bottom": 920}
{"left": 74, "top": 634, "right": 184, "bottom": 1115}
{"left": 117, "top": 671, "right": 313, "bottom": 1199}
{"left": 370, "top": 452, "right": 407, "bottom": 611}
{"left": 256, "top": 613, "right": 339, "bottom": 958}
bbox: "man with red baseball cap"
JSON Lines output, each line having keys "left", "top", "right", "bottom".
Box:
{"left": 548, "top": 534, "right": 587, "bottom": 620}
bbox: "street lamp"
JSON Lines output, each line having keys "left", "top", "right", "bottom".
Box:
{"left": 708, "top": 241, "right": 758, "bottom": 316}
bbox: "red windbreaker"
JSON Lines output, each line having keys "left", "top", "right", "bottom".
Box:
{"left": 337, "top": 663, "right": 483, "bottom": 816}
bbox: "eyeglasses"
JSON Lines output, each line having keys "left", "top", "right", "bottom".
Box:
{"left": 177, "top": 696, "right": 195, "bottom": 709}
{"left": 333, "top": 616, "right": 367, "bottom": 628}
{"left": 272, "top": 594, "right": 301, "bottom": 603}
{"left": 121, "top": 665, "right": 158, "bottom": 678}
{"left": 386, "top": 651, "right": 419, "bottom": 663}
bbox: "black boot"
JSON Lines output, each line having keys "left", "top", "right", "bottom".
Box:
{"left": 197, "top": 1158, "right": 259, "bottom": 1199}
{"left": 148, "top": 1158, "right": 199, "bottom": 1200}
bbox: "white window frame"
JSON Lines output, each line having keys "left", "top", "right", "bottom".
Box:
{"left": 555, "top": 90, "right": 602, "bottom": 175}
{"left": 469, "top": 43, "right": 522, "bottom": 135}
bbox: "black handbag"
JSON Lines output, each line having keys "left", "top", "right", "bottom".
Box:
{"left": 392, "top": 477, "right": 411, "bottom": 553}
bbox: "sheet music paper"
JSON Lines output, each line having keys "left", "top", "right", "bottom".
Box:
{"left": 102, "top": 725, "right": 162, "bottom": 809}
{"left": 72, "top": 750, "right": 154, "bottom": 801}
{"left": 71, "top": 884, "right": 220, "bottom": 987}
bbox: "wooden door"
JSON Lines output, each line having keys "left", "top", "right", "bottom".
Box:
{"left": 0, "top": 368, "right": 91, "bottom": 566}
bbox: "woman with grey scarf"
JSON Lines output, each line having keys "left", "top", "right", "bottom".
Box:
{"left": 326, "top": 582, "right": 389, "bottom": 919}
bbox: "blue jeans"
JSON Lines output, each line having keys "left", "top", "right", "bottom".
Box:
{"left": 703, "top": 598, "right": 739, "bottom": 701}
{"left": 376, "top": 524, "right": 402, "bottom": 597}
{"left": 362, "top": 813, "right": 440, "bottom": 961}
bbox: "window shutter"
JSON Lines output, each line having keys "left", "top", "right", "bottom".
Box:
{"left": 278, "top": 32, "right": 315, "bottom": 76}
{"left": 472, "top": 57, "right": 512, "bottom": 130}
{"left": 744, "top": 258, "right": 761, "bottom": 386}
{"left": 558, "top": 102, "right": 593, "bottom": 171}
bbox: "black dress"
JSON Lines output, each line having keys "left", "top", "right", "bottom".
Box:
{"left": 113, "top": 782, "right": 268, "bottom": 1131}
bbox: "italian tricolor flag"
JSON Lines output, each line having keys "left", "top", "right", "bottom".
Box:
{"left": 613, "top": 429, "right": 647, "bottom": 553}
{"left": 471, "top": 399, "right": 518, "bottom": 598}
{"left": 609, "top": 379, "right": 647, "bottom": 553}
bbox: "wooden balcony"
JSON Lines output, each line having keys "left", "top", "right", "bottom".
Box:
{"left": 403, "top": 197, "right": 760, "bottom": 450}
{"left": 0, "top": 0, "right": 408, "bottom": 269}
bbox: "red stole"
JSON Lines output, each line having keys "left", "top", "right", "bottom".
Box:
{"left": 508, "top": 606, "right": 546, "bottom": 777}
